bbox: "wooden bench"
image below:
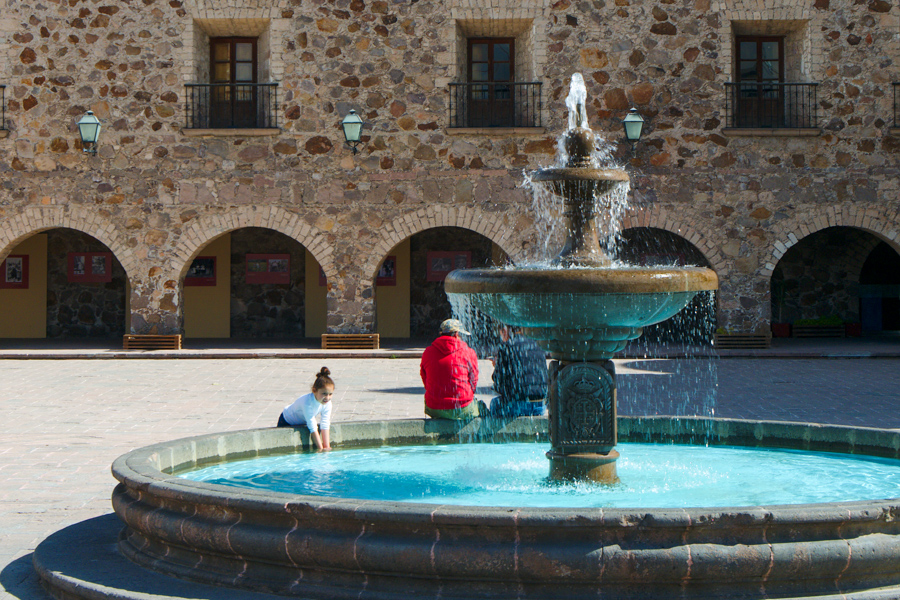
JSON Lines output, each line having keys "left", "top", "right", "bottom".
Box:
{"left": 123, "top": 334, "right": 183, "bottom": 350}
{"left": 792, "top": 325, "right": 845, "bottom": 338}
{"left": 714, "top": 333, "right": 770, "bottom": 349}
{"left": 321, "top": 333, "right": 380, "bottom": 349}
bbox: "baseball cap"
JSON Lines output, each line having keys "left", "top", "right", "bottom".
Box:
{"left": 440, "top": 319, "right": 470, "bottom": 335}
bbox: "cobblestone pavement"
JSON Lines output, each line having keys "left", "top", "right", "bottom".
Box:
{"left": 1, "top": 356, "right": 900, "bottom": 599}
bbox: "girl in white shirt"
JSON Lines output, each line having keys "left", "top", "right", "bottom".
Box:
{"left": 277, "top": 366, "right": 334, "bottom": 451}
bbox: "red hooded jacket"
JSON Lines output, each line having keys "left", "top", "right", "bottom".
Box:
{"left": 420, "top": 335, "right": 479, "bottom": 410}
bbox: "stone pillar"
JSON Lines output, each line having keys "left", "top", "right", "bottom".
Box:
{"left": 128, "top": 276, "right": 181, "bottom": 334}
{"left": 546, "top": 360, "right": 619, "bottom": 483}
{"left": 325, "top": 279, "right": 375, "bottom": 333}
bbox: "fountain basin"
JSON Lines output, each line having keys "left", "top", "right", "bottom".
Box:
{"left": 112, "top": 417, "right": 900, "bottom": 600}
{"left": 446, "top": 267, "right": 718, "bottom": 360}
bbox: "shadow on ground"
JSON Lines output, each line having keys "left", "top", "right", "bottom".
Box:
{"left": 372, "top": 386, "right": 426, "bottom": 394}
{"left": 32, "top": 513, "right": 280, "bottom": 600}
{"left": 0, "top": 553, "right": 48, "bottom": 600}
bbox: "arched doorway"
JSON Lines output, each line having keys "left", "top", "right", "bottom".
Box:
{"left": 0, "top": 228, "right": 127, "bottom": 339}
{"left": 374, "top": 227, "right": 509, "bottom": 340}
{"left": 182, "top": 228, "right": 326, "bottom": 341}
{"left": 617, "top": 227, "right": 717, "bottom": 344}
{"left": 859, "top": 242, "right": 900, "bottom": 332}
{"left": 770, "top": 226, "right": 882, "bottom": 332}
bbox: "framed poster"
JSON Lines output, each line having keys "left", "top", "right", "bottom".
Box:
{"left": 246, "top": 253, "right": 290, "bottom": 284}
{"left": 426, "top": 251, "right": 471, "bottom": 282}
{"left": 185, "top": 256, "right": 216, "bottom": 287}
{"left": 0, "top": 255, "right": 29, "bottom": 289}
{"left": 376, "top": 255, "right": 397, "bottom": 286}
{"left": 68, "top": 252, "right": 112, "bottom": 283}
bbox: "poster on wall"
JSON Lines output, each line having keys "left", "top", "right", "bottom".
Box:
{"left": 185, "top": 256, "right": 216, "bottom": 287}
{"left": 426, "top": 251, "right": 471, "bottom": 282}
{"left": 68, "top": 252, "right": 112, "bottom": 283}
{"left": 0, "top": 255, "right": 29, "bottom": 289}
{"left": 376, "top": 255, "right": 397, "bottom": 286}
{"left": 245, "top": 253, "right": 290, "bottom": 284}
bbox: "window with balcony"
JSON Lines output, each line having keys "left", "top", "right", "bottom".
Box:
{"left": 448, "top": 20, "right": 542, "bottom": 130}
{"left": 183, "top": 20, "right": 279, "bottom": 132}
{"left": 724, "top": 22, "right": 818, "bottom": 132}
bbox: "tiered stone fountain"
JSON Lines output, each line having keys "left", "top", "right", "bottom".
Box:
{"left": 446, "top": 78, "right": 716, "bottom": 482}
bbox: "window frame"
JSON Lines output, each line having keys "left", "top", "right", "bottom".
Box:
{"left": 467, "top": 37, "right": 515, "bottom": 84}
{"left": 209, "top": 37, "right": 258, "bottom": 85}
{"left": 735, "top": 35, "right": 784, "bottom": 84}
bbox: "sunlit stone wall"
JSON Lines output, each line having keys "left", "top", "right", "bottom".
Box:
{"left": 0, "top": 0, "right": 898, "bottom": 334}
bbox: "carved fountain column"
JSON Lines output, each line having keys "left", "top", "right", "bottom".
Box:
{"left": 546, "top": 360, "right": 619, "bottom": 482}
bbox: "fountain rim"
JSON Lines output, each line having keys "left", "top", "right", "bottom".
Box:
{"left": 530, "top": 166, "right": 631, "bottom": 183}
{"left": 113, "top": 416, "right": 900, "bottom": 520}
{"left": 444, "top": 265, "right": 719, "bottom": 295}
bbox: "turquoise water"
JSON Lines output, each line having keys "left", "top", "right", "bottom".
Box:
{"left": 181, "top": 442, "right": 900, "bottom": 508}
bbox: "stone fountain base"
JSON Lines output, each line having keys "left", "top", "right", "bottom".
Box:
{"left": 62, "top": 417, "right": 900, "bottom": 600}
{"left": 546, "top": 359, "right": 620, "bottom": 483}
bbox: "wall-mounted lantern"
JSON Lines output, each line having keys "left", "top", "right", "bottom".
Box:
{"left": 77, "top": 110, "right": 101, "bottom": 156}
{"left": 622, "top": 107, "right": 645, "bottom": 150}
{"left": 341, "top": 109, "right": 364, "bottom": 154}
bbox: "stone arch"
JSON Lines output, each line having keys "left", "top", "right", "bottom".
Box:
{"left": 363, "top": 205, "right": 526, "bottom": 281}
{"left": 0, "top": 205, "right": 139, "bottom": 281}
{"left": 622, "top": 207, "right": 725, "bottom": 275}
{"left": 762, "top": 206, "right": 900, "bottom": 278}
{"left": 174, "top": 205, "right": 335, "bottom": 281}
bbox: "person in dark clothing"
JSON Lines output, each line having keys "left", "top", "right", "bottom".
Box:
{"left": 489, "top": 325, "right": 549, "bottom": 418}
{"left": 420, "top": 318, "right": 481, "bottom": 420}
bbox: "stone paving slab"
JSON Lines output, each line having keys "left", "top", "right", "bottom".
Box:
{"left": 2, "top": 356, "right": 900, "bottom": 599}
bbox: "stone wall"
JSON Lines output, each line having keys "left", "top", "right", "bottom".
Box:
{"left": 46, "top": 230, "right": 127, "bottom": 338}
{"left": 0, "top": 0, "right": 898, "bottom": 336}
{"left": 230, "top": 228, "right": 306, "bottom": 338}
{"left": 410, "top": 226, "right": 497, "bottom": 338}
{"left": 770, "top": 226, "right": 878, "bottom": 325}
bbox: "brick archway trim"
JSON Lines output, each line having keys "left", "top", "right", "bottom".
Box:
{"left": 763, "top": 206, "right": 900, "bottom": 278}
{"left": 363, "top": 205, "right": 525, "bottom": 281}
{"left": 0, "top": 205, "right": 138, "bottom": 280}
{"left": 622, "top": 208, "right": 725, "bottom": 274}
{"left": 174, "top": 206, "right": 335, "bottom": 281}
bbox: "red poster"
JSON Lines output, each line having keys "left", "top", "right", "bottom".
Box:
{"left": 426, "top": 251, "right": 471, "bottom": 282}
{"left": 376, "top": 255, "right": 397, "bottom": 286}
{"left": 245, "top": 253, "right": 290, "bottom": 284}
{"left": 0, "top": 255, "right": 29, "bottom": 289}
{"left": 68, "top": 252, "right": 112, "bottom": 283}
{"left": 185, "top": 256, "right": 216, "bottom": 287}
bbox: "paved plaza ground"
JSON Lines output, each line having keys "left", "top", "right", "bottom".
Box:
{"left": 1, "top": 351, "right": 900, "bottom": 599}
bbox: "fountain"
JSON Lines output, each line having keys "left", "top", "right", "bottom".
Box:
{"left": 34, "top": 76, "right": 900, "bottom": 600}
{"left": 445, "top": 74, "right": 716, "bottom": 482}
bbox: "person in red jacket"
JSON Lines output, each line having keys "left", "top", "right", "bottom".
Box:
{"left": 420, "top": 319, "right": 482, "bottom": 420}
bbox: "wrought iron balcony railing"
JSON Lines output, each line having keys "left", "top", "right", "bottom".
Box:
{"left": 184, "top": 83, "right": 278, "bottom": 130}
{"left": 725, "top": 82, "right": 818, "bottom": 129}
{"left": 894, "top": 83, "right": 900, "bottom": 127}
{"left": 449, "top": 81, "right": 542, "bottom": 128}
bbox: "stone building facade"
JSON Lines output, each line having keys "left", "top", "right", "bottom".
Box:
{"left": 0, "top": 0, "right": 898, "bottom": 340}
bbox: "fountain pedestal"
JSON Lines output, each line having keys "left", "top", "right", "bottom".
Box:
{"left": 546, "top": 360, "right": 619, "bottom": 483}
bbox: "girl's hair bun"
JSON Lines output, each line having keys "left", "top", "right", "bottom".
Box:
{"left": 317, "top": 366, "right": 331, "bottom": 378}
